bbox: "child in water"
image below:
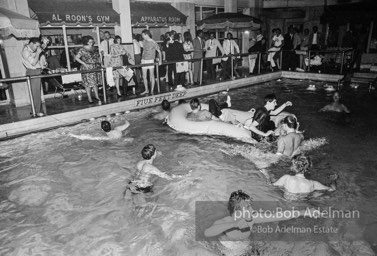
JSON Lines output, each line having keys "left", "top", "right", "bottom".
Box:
{"left": 319, "top": 91, "right": 350, "bottom": 113}
{"left": 204, "top": 190, "right": 320, "bottom": 255}
{"left": 124, "top": 144, "right": 172, "bottom": 205}
{"left": 101, "top": 120, "right": 130, "bottom": 140}
{"left": 187, "top": 98, "right": 219, "bottom": 121}
{"left": 261, "top": 154, "right": 338, "bottom": 200}
{"left": 276, "top": 115, "right": 304, "bottom": 157}
{"left": 152, "top": 100, "right": 171, "bottom": 121}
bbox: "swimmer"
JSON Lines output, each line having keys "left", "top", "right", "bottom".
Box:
{"left": 124, "top": 144, "right": 172, "bottom": 204}
{"left": 204, "top": 190, "right": 321, "bottom": 255}
{"left": 101, "top": 120, "right": 130, "bottom": 140}
{"left": 244, "top": 93, "right": 292, "bottom": 142}
{"left": 261, "top": 154, "right": 338, "bottom": 200}
{"left": 152, "top": 100, "right": 170, "bottom": 122}
{"left": 319, "top": 91, "right": 350, "bottom": 113}
{"left": 276, "top": 115, "right": 304, "bottom": 157}
{"left": 186, "top": 98, "right": 220, "bottom": 121}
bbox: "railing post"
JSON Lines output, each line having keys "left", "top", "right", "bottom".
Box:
{"left": 230, "top": 55, "right": 234, "bottom": 80}
{"left": 279, "top": 51, "right": 283, "bottom": 70}
{"left": 340, "top": 51, "right": 345, "bottom": 74}
{"left": 101, "top": 68, "right": 107, "bottom": 103}
{"left": 258, "top": 52, "right": 261, "bottom": 75}
{"left": 200, "top": 57, "right": 203, "bottom": 86}
{"left": 307, "top": 51, "right": 311, "bottom": 72}
{"left": 26, "top": 76, "right": 36, "bottom": 116}
{"left": 155, "top": 61, "right": 160, "bottom": 93}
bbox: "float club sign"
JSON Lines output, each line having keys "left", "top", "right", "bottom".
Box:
{"left": 50, "top": 13, "right": 112, "bottom": 24}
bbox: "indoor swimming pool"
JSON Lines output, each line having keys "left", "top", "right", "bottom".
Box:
{"left": 0, "top": 78, "right": 376, "bottom": 256}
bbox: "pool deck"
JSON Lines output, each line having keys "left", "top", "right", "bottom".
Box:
{"left": 0, "top": 71, "right": 342, "bottom": 140}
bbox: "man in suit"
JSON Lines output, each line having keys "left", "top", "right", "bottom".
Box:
{"left": 283, "top": 26, "right": 294, "bottom": 70}
{"left": 309, "top": 26, "right": 323, "bottom": 50}
{"left": 204, "top": 32, "right": 225, "bottom": 81}
{"left": 193, "top": 30, "right": 205, "bottom": 85}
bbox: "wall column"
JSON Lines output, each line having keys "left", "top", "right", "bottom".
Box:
{"left": 113, "top": 0, "right": 132, "bottom": 43}
{"left": 224, "top": 0, "right": 237, "bottom": 13}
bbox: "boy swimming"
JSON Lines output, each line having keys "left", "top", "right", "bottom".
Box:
{"left": 319, "top": 91, "right": 350, "bottom": 113}
{"left": 261, "top": 154, "right": 338, "bottom": 200}
{"left": 244, "top": 94, "right": 292, "bottom": 142}
{"left": 204, "top": 190, "right": 321, "bottom": 255}
{"left": 124, "top": 144, "right": 172, "bottom": 204}
{"left": 101, "top": 120, "right": 130, "bottom": 140}
{"left": 276, "top": 115, "right": 304, "bottom": 157}
{"left": 152, "top": 100, "right": 171, "bottom": 121}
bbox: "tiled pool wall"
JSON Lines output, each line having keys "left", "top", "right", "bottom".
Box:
{"left": 0, "top": 71, "right": 343, "bottom": 139}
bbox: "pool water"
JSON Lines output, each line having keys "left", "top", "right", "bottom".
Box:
{"left": 0, "top": 78, "right": 376, "bottom": 256}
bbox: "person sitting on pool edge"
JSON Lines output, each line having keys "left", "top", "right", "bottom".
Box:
{"left": 260, "top": 154, "right": 338, "bottom": 200}
{"left": 276, "top": 115, "right": 304, "bottom": 158}
{"left": 152, "top": 100, "right": 171, "bottom": 121}
{"left": 204, "top": 190, "right": 321, "bottom": 255}
{"left": 101, "top": 120, "right": 130, "bottom": 140}
{"left": 319, "top": 91, "right": 350, "bottom": 113}
{"left": 187, "top": 98, "right": 220, "bottom": 121}
{"left": 124, "top": 144, "right": 172, "bottom": 204}
{"left": 244, "top": 93, "right": 292, "bottom": 142}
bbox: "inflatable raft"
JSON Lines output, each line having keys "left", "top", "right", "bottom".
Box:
{"left": 167, "top": 103, "right": 257, "bottom": 142}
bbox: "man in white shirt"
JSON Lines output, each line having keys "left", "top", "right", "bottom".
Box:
{"left": 204, "top": 33, "right": 225, "bottom": 80}
{"left": 133, "top": 34, "right": 142, "bottom": 84}
{"left": 100, "top": 31, "right": 114, "bottom": 67}
{"left": 221, "top": 32, "right": 240, "bottom": 80}
{"left": 309, "top": 26, "right": 322, "bottom": 50}
{"left": 21, "top": 37, "right": 45, "bottom": 117}
{"left": 267, "top": 28, "right": 284, "bottom": 71}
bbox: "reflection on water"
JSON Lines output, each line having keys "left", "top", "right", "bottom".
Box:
{"left": 0, "top": 79, "right": 376, "bottom": 255}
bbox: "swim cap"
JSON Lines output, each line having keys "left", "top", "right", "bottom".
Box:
{"left": 101, "top": 121, "right": 111, "bottom": 132}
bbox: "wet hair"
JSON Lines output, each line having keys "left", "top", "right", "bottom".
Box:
{"left": 29, "top": 37, "right": 41, "bottom": 45}
{"left": 101, "top": 121, "right": 111, "bottom": 132}
{"left": 161, "top": 100, "right": 170, "bottom": 111}
{"left": 142, "top": 29, "right": 152, "bottom": 39}
{"left": 291, "top": 154, "right": 312, "bottom": 174}
{"left": 114, "top": 35, "right": 122, "bottom": 44}
{"left": 173, "top": 33, "right": 180, "bottom": 41}
{"left": 196, "top": 30, "right": 203, "bottom": 37}
{"left": 228, "top": 190, "right": 252, "bottom": 216}
{"left": 189, "top": 98, "right": 200, "bottom": 110}
{"left": 184, "top": 32, "right": 193, "bottom": 43}
{"left": 178, "top": 99, "right": 186, "bottom": 104}
{"left": 141, "top": 144, "right": 156, "bottom": 160}
{"left": 82, "top": 36, "right": 94, "bottom": 46}
{"left": 264, "top": 93, "right": 277, "bottom": 104}
{"left": 283, "top": 115, "right": 298, "bottom": 129}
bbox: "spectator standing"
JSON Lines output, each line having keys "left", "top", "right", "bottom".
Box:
{"left": 248, "top": 32, "right": 266, "bottom": 74}
{"left": 183, "top": 31, "right": 194, "bottom": 86}
{"left": 193, "top": 30, "right": 205, "bottom": 85}
{"left": 21, "top": 37, "right": 45, "bottom": 116}
{"left": 283, "top": 26, "right": 294, "bottom": 70}
{"left": 221, "top": 32, "right": 240, "bottom": 80}
{"left": 299, "top": 28, "right": 310, "bottom": 69}
{"left": 109, "top": 36, "right": 133, "bottom": 97}
{"left": 140, "top": 29, "right": 162, "bottom": 95}
{"left": 75, "top": 36, "right": 102, "bottom": 104}
{"left": 267, "top": 28, "right": 284, "bottom": 71}
{"left": 100, "top": 31, "right": 114, "bottom": 67}
{"left": 204, "top": 32, "right": 225, "bottom": 81}
{"left": 309, "top": 26, "right": 323, "bottom": 50}
{"left": 133, "top": 34, "right": 142, "bottom": 85}
{"left": 166, "top": 34, "right": 185, "bottom": 87}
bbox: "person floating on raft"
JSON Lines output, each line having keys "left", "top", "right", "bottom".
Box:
{"left": 260, "top": 154, "right": 339, "bottom": 200}
{"left": 243, "top": 93, "right": 292, "bottom": 142}
{"left": 204, "top": 190, "right": 322, "bottom": 255}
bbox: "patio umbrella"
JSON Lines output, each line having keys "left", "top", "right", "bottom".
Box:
{"left": 0, "top": 7, "right": 40, "bottom": 39}
{"left": 197, "top": 13, "right": 262, "bottom": 30}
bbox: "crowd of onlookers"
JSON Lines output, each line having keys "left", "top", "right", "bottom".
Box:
{"left": 21, "top": 25, "right": 364, "bottom": 116}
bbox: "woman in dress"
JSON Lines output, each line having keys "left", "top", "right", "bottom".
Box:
{"left": 183, "top": 32, "right": 194, "bottom": 86}
{"left": 75, "top": 36, "right": 102, "bottom": 104}
{"left": 109, "top": 35, "right": 133, "bottom": 97}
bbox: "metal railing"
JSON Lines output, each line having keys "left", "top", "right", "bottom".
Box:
{"left": 0, "top": 48, "right": 353, "bottom": 117}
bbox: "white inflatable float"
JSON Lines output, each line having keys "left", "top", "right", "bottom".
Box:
{"left": 167, "top": 103, "right": 293, "bottom": 142}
